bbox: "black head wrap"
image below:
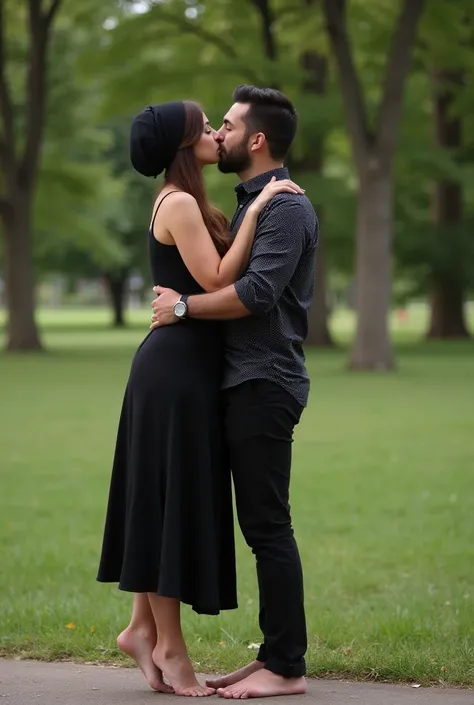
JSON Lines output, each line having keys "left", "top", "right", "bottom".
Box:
{"left": 130, "top": 101, "right": 186, "bottom": 177}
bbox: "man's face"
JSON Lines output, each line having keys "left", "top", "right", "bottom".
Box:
{"left": 215, "top": 102, "right": 253, "bottom": 174}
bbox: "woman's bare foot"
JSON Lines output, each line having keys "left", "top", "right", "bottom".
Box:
{"left": 206, "top": 660, "right": 264, "bottom": 690}
{"left": 117, "top": 627, "right": 173, "bottom": 693}
{"left": 153, "top": 643, "right": 216, "bottom": 697}
{"left": 217, "top": 669, "right": 307, "bottom": 699}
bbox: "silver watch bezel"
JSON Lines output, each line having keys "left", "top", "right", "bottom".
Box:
{"left": 174, "top": 300, "right": 188, "bottom": 319}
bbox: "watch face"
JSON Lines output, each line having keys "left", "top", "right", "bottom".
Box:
{"left": 174, "top": 301, "right": 187, "bottom": 318}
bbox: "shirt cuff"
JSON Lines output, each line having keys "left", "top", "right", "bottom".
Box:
{"left": 235, "top": 277, "right": 268, "bottom": 315}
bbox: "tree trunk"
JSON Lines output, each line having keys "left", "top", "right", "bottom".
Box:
{"left": 306, "top": 234, "right": 333, "bottom": 346}
{"left": 301, "top": 44, "right": 334, "bottom": 348}
{"left": 248, "top": 0, "right": 334, "bottom": 347}
{"left": 349, "top": 167, "right": 394, "bottom": 369}
{"left": 426, "top": 68, "right": 470, "bottom": 339}
{"left": 0, "top": 0, "right": 64, "bottom": 351}
{"left": 104, "top": 272, "right": 128, "bottom": 328}
{"left": 250, "top": 0, "right": 278, "bottom": 61}
{"left": 249, "top": 0, "right": 333, "bottom": 346}
{"left": 2, "top": 200, "right": 42, "bottom": 350}
{"left": 297, "top": 39, "right": 334, "bottom": 346}
{"left": 323, "top": 0, "right": 425, "bottom": 370}
{"left": 427, "top": 279, "right": 470, "bottom": 338}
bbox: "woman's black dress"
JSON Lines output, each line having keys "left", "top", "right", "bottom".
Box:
{"left": 97, "top": 199, "right": 237, "bottom": 615}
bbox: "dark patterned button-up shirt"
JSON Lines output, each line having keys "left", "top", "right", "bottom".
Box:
{"left": 223, "top": 167, "right": 319, "bottom": 407}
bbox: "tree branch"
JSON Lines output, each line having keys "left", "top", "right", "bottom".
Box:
{"left": 431, "top": 68, "right": 463, "bottom": 151}
{"left": 0, "top": 131, "right": 15, "bottom": 183}
{"left": 322, "top": 0, "right": 369, "bottom": 171}
{"left": 160, "top": 9, "right": 262, "bottom": 84}
{"left": 0, "top": 133, "right": 8, "bottom": 163}
{"left": 0, "top": 193, "right": 12, "bottom": 220}
{"left": 301, "top": 0, "right": 326, "bottom": 101}
{"left": 20, "top": 0, "right": 49, "bottom": 192}
{"left": 17, "top": 0, "right": 63, "bottom": 191}
{"left": 45, "top": 0, "right": 63, "bottom": 26}
{"left": 0, "top": 0, "right": 17, "bottom": 182}
{"left": 248, "top": 0, "right": 278, "bottom": 61}
{"left": 375, "top": 0, "right": 425, "bottom": 160}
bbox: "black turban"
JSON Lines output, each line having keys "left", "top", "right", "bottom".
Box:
{"left": 130, "top": 101, "right": 186, "bottom": 178}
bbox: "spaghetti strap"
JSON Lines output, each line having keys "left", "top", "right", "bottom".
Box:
{"left": 150, "top": 191, "right": 181, "bottom": 233}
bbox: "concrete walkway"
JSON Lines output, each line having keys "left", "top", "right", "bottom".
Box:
{"left": 0, "top": 660, "right": 472, "bottom": 704}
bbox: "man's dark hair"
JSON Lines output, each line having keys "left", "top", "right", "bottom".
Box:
{"left": 233, "top": 85, "right": 297, "bottom": 161}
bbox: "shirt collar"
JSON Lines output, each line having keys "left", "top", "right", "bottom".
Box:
{"left": 235, "top": 167, "right": 290, "bottom": 197}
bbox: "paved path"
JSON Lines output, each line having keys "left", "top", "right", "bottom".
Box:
{"left": 0, "top": 660, "right": 472, "bottom": 704}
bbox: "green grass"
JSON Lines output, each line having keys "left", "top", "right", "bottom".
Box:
{"left": 1, "top": 306, "right": 474, "bottom": 686}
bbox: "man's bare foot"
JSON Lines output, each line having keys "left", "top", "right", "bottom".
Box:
{"left": 117, "top": 627, "right": 173, "bottom": 693}
{"left": 217, "top": 669, "right": 307, "bottom": 699}
{"left": 153, "top": 643, "right": 216, "bottom": 697}
{"left": 206, "top": 660, "right": 264, "bottom": 690}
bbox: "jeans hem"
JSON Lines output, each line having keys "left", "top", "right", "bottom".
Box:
{"left": 264, "top": 659, "right": 306, "bottom": 678}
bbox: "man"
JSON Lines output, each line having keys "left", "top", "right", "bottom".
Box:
{"left": 151, "top": 85, "right": 318, "bottom": 699}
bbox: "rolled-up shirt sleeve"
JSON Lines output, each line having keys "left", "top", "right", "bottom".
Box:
{"left": 234, "top": 197, "right": 306, "bottom": 315}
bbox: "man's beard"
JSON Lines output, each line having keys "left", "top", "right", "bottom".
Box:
{"left": 218, "top": 138, "right": 251, "bottom": 174}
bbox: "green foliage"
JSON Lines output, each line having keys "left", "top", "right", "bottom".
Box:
{"left": 3, "top": 0, "right": 474, "bottom": 305}
{"left": 77, "top": 0, "right": 351, "bottom": 267}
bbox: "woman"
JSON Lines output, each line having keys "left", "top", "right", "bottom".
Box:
{"left": 97, "top": 100, "right": 303, "bottom": 697}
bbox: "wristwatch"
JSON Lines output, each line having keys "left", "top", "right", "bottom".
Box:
{"left": 174, "top": 294, "right": 188, "bottom": 320}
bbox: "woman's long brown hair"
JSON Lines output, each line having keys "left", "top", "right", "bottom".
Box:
{"left": 164, "top": 101, "right": 230, "bottom": 255}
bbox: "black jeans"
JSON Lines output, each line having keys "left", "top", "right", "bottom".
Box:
{"left": 224, "top": 379, "right": 307, "bottom": 678}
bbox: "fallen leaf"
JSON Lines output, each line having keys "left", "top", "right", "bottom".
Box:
{"left": 441, "top": 666, "right": 447, "bottom": 672}
{"left": 90, "top": 626, "right": 95, "bottom": 633}
{"left": 218, "top": 641, "right": 225, "bottom": 647}
{"left": 343, "top": 647, "right": 352, "bottom": 655}
{"left": 65, "top": 623, "right": 75, "bottom": 630}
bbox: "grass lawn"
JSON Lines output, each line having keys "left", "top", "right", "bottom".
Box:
{"left": 1, "top": 305, "right": 474, "bottom": 686}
